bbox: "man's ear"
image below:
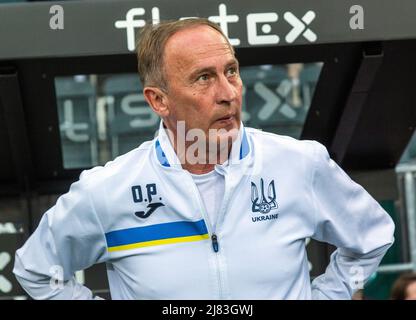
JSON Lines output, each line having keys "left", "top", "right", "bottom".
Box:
{"left": 143, "top": 86, "right": 170, "bottom": 117}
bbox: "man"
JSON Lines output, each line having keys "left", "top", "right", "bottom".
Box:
{"left": 14, "top": 18, "right": 394, "bottom": 299}
{"left": 391, "top": 273, "right": 416, "bottom": 299}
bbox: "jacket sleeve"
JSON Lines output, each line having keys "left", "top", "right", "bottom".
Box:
{"left": 309, "top": 142, "right": 395, "bottom": 300}
{"left": 13, "top": 171, "right": 109, "bottom": 299}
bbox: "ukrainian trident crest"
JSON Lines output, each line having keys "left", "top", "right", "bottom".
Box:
{"left": 251, "top": 178, "right": 278, "bottom": 214}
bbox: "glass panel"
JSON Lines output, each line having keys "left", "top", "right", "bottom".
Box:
{"left": 55, "top": 62, "right": 323, "bottom": 169}
{"left": 241, "top": 62, "right": 323, "bottom": 138}
{"left": 55, "top": 74, "right": 158, "bottom": 169}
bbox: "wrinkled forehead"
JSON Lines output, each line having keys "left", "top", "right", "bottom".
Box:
{"left": 164, "top": 26, "right": 236, "bottom": 69}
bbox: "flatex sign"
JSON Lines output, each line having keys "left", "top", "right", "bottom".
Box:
{"left": 0, "top": 0, "right": 416, "bottom": 59}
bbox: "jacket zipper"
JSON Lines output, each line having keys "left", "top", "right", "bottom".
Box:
{"left": 210, "top": 166, "right": 240, "bottom": 299}
{"left": 188, "top": 174, "right": 224, "bottom": 299}
{"left": 211, "top": 234, "right": 219, "bottom": 252}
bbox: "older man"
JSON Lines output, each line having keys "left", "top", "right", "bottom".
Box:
{"left": 14, "top": 18, "right": 394, "bottom": 299}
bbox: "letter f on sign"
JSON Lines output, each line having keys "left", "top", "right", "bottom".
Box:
{"left": 115, "top": 8, "right": 146, "bottom": 51}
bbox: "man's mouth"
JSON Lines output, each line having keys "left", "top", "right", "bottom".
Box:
{"left": 216, "top": 114, "right": 235, "bottom": 122}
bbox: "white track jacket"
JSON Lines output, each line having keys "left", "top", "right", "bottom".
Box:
{"left": 14, "top": 122, "right": 395, "bottom": 299}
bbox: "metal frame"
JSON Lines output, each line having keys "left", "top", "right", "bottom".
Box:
{"left": 378, "top": 163, "right": 416, "bottom": 273}
{"left": 0, "top": 69, "right": 35, "bottom": 235}
{"left": 330, "top": 43, "right": 383, "bottom": 163}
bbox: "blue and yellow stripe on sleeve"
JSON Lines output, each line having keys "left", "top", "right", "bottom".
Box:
{"left": 105, "top": 219, "right": 209, "bottom": 252}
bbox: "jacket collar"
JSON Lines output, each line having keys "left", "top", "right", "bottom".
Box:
{"left": 154, "top": 121, "right": 250, "bottom": 169}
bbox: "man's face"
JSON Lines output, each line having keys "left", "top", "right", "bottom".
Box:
{"left": 162, "top": 25, "right": 243, "bottom": 139}
{"left": 406, "top": 281, "right": 416, "bottom": 300}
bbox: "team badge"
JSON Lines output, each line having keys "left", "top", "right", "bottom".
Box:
{"left": 250, "top": 178, "right": 279, "bottom": 222}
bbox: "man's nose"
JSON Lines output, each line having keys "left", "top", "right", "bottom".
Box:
{"left": 216, "top": 75, "right": 238, "bottom": 105}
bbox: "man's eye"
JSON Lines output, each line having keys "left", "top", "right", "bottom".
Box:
{"left": 197, "top": 74, "right": 209, "bottom": 81}
{"left": 227, "top": 68, "right": 238, "bottom": 76}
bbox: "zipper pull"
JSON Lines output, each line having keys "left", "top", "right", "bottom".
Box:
{"left": 211, "top": 233, "right": 219, "bottom": 252}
